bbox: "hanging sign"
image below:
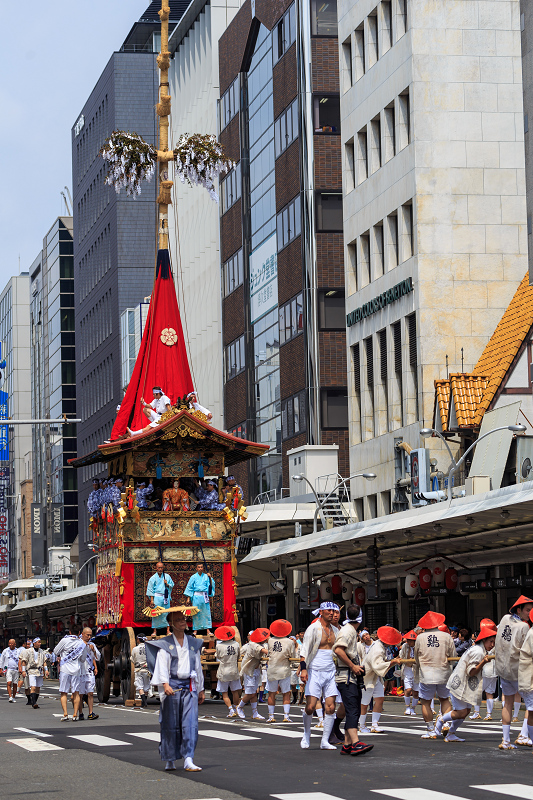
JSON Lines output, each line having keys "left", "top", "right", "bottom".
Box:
{"left": 250, "top": 233, "right": 278, "bottom": 323}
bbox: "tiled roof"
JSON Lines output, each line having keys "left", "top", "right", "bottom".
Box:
{"left": 433, "top": 273, "right": 533, "bottom": 432}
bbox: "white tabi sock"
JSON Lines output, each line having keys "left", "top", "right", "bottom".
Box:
{"left": 316, "top": 708, "right": 324, "bottom": 721}
{"left": 371, "top": 711, "right": 381, "bottom": 728}
{"left": 487, "top": 698, "right": 494, "bottom": 715}
{"left": 514, "top": 701, "right": 521, "bottom": 718}
{"left": 474, "top": 705, "right": 480, "bottom": 714}
{"left": 448, "top": 719, "right": 461, "bottom": 735}
{"left": 502, "top": 724, "right": 511, "bottom": 743}
{"left": 528, "top": 725, "right": 533, "bottom": 741}
{"left": 283, "top": 703, "right": 290, "bottom": 717}
{"left": 441, "top": 711, "right": 453, "bottom": 723}
{"left": 404, "top": 697, "right": 410, "bottom": 707}
{"left": 520, "top": 717, "right": 529, "bottom": 738}
{"left": 251, "top": 702, "right": 258, "bottom": 712}
{"left": 228, "top": 705, "right": 234, "bottom": 714}
{"left": 268, "top": 704, "right": 275, "bottom": 718}
{"left": 360, "top": 712, "right": 367, "bottom": 729}
{"left": 412, "top": 696, "right": 419, "bottom": 707}
{"left": 301, "top": 711, "right": 312, "bottom": 748}
{"left": 184, "top": 757, "right": 201, "bottom": 771}
{"left": 320, "top": 713, "right": 336, "bottom": 748}
{"left": 238, "top": 700, "right": 245, "bottom": 709}
{"left": 430, "top": 699, "right": 435, "bottom": 712}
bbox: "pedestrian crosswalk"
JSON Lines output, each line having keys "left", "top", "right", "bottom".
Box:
{"left": 275, "top": 788, "right": 533, "bottom": 800}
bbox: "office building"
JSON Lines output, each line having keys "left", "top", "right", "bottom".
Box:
{"left": 30, "top": 217, "right": 78, "bottom": 574}
{"left": 72, "top": 2, "right": 188, "bottom": 581}
{"left": 167, "top": 0, "right": 246, "bottom": 430}
{"left": 0, "top": 275, "right": 31, "bottom": 582}
{"left": 218, "top": 0, "right": 348, "bottom": 503}
{"left": 340, "top": 0, "right": 527, "bottom": 518}
{"left": 521, "top": 0, "right": 533, "bottom": 280}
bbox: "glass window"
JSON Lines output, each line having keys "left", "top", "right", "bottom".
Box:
{"left": 311, "top": 0, "right": 338, "bottom": 36}
{"left": 274, "top": 98, "right": 299, "bottom": 157}
{"left": 229, "top": 422, "right": 247, "bottom": 439}
{"left": 276, "top": 195, "right": 301, "bottom": 250}
{"left": 223, "top": 249, "right": 244, "bottom": 296}
{"left": 225, "top": 334, "right": 245, "bottom": 380}
{"left": 318, "top": 289, "right": 345, "bottom": 329}
{"left": 313, "top": 95, "right": 340, "bottom": 133}
{"left": 221, "top": 162, "right": 241, "bottom": 214}
{"left": 274, "top": 3, "right": 296, "bottom": 61}
{"left": 321, "top": 388, "right": 348, "bottom": 428}
{"left": 279, "top": 293, "right": 303, "bottom": 345}
{"left": 316, "top": 193, "right": 343, "bottom": 231}
{"left": 281, "top": 391, "right": 306, "bottom": 440}
{"left": 221, "top": 77, "right": 240, "bottom": 130}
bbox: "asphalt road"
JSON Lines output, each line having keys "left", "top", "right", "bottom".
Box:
{"left": 2, "top": 683, "right": 533, "bottom": 800}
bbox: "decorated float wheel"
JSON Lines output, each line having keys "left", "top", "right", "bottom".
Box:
{"left": 95, "top": 642, "right": 112, "bottom": 704}
{"left": 120, "top": 627, "right": 136, "bottom": 704}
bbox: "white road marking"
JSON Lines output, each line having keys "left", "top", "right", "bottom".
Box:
{"left": 127, "top": 731, "right": 161, "bottom": 742}
{"left": 13, "top": 727, "right": 52, "bottom": 737}
{"left": 68, "top": 734, "right": 131, "bottom": 747}
{"left": 373, "top": 791, "right": 469, "bottom": 800}
{"left": 471, "top": 786, "right": 533, "bottom": 800}
{"left": 199, "top": 729, "right": 260, "bottom": 742}
{"left": 7, "top": 737, "right": 63, "bottom": 752}
{"left": 272, "top": 794, "right": 345, "bottom": 800}
{"left": 247, "top": 727, "right": 320, "bottom": 739}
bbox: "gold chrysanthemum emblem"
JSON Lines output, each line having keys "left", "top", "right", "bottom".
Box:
{"left": 160, "top": 327, "right": 178, "bottom": 346}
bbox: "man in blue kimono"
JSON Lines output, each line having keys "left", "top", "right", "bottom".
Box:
{"left": 184, "top": 563, "right": 215, "bottom": 635}
{"left": 146, "top": 562, "right": 175, "bottom": 635}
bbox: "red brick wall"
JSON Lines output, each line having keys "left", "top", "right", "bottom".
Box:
{"left": 223, "top": 285, "right": 245, "bottom": 346}
{"left": 231, "top": 463, "right": 250, "bottom": 505}
{"left": 319, "top": 332, "right": 347, "bottom": 387}
{"left": 256, "top": 0, "right": 293, "bottom": 29}
{"left": 275, "top": 140, "right": 300, "bottom": 212}
{"left": 317, "top": 233, "right": 344, "bottom": 287}
{"left": 220, "top": 114, "right": 241, "bottom": 163}
{"left": 311, "top": 39, "right": 340, "bottom": 93}
{"left": 322, "top": 429, "right": 350, "bottom": 476}
{"left": 273, "top": 43, "right": 297, "bottom": 119}
{"left": 282, "top": 431, "right": 307, "bottom": 486}
{"left": 277, "top": 236, "right": 302, "bottom": 305}
{"left": 280, "top": 334, "right": 306, "bottom": 399}
{"left": 225, "top": 371, "right": 247, "bottom": 429}
{"left": 221, "top": 199, "right": 243, "bottom": 263}
{"left": 314, "top": 136, "right": 342, "bottom": 191}
{"left": 219, "top": 0, "right": 252, "bottom": 96}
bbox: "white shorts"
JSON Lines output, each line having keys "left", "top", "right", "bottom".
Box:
{"left": 482, "top": 677, "right": 497, "bottom": 695}
{"left": 59, "top": 672, "right": 83, "bottom": 693}
{"left": 522, "top": 690, "right": 533, "bottom": 711}
{"left": 83, "top": 672, "right": 96, "bottom": 693}
{"left": 5, "top": 669, "right": 18, "bottom": 683}
{"left": 29, "top": 676, "right": 44, "bottom": 688}
{"left": 267, "top": 676, "right": 291, "bottom": 694}
{"left": 361, "top": 681, "right": 385, "bottom": 706}
{"left": 134, "top": 672, "right": 151, "bottom": 693}
{"left": 451, "top": 695, "right": 471, "bottom": 711}
{"left": 418, "top": 682, "right": 450, "bottom": 701}
{"left": 290, "top": 671, "right": 299, "bottom": 686}
{"left": 404, "top": 674, "right": 419, "bottom": 691}
{"left": 217, "top": 679, "right": 241, "bottom": 692}
{"left": 261, "top": 668, "right": 267, "bottom": 682}
{"left": 305, "top": 668, "right": 337, "bottom": 700}
{"left": 243, "top": 674, "right": 261, "bottom": 695}
{"left": 500, "top": 679, "right": 519, "bottom": 697}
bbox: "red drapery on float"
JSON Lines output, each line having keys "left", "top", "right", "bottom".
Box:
{"left": 111, "top": 250, "right": 194, "bottom": 439}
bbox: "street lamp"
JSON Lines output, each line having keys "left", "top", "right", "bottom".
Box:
{"left": 59, "top": 553, "right": 99, "bottom": 587}
{"left": 292, "top": 472, "right": 377, "bottom": 534}
{"left": 421, "top": 424, "right": 526, "bottom": 501}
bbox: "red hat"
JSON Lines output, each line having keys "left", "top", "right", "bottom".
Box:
{"left": 270, "top": 619, "right": 292, "bottom": 638}
{"left": 480, "top": 618, "right": 497, "bottom": 629}
{"left": 530, "top": 609, "right": 533, "bottom": 625}
{"left": 403, "top": 630, "right": 417, "bottom": 641}
{"left": 250, "top": 628, "right": 270, "bottom": 644}
{"left": 215, "top": 626, "right": 235, "bottom": 641}
{"left": 510, "top": 595, "right": 533, "bottom": 610}
{"left": 476, "top": 626, "right": 497, "bottom": 643}
{"left": 377, "top": 625, "right": 402, "bottom": 646}
{"left": 417, "top": 611, "right": 446, "bottom": 629}
{"left": 438, "top": 624, "right": 450, "bottom": 634}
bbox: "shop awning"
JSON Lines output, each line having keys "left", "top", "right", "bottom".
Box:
{"left": 10, "top": 583, "right": 97, "bottom": 611}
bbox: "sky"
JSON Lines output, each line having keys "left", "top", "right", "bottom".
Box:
{"left": 0, "top": 0, "right": 148, "bottom": 287}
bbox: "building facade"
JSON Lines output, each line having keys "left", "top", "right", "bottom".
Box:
{"left": 521, "top": 0, "right": 533, "bottom": 281}
{"left": 167, "top": 0, "right": 246, "bottom": 431}
{"left": 30, "top": 217, "right": 78, "bottom": 574}
{"left": 218, "top": 0, "right": 348, "bottom": 503}
{"left": 0, "top": 275, "right": 31, "bottom": 582}
{"left": 72, "top": 3, "right": 189, "bottom": 581}
{"left": 340, "top": 0, "right": 528, "bottom": 518}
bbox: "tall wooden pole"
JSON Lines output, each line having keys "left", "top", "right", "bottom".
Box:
{"left": 157, "top": 2, "right": 173, "bottom": 251}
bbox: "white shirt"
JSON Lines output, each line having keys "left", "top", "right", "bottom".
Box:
{"left": 151, "top": 634, "right": 204, "bottom": 698}
{"left": 151, "top": 395, "right": 171, "bottom": 415}
{"left": 0, "top": 647, "right": 20, "bottom": 670}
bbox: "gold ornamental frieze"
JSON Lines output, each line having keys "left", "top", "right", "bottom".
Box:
{"left": 122, "top": 512, "right": 232, "bottom": 542}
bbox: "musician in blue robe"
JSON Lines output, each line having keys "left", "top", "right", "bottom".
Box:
{"left": 87, "top": 480, "right": 102, "bottom": 515}
{"left": 184, "top": 563, "right": 215, "bottom": 634}
{"left": 195, "top": 479, "right": 225, "bottom": 511}
{"left": 146, "top": 563, "right": 175, "bottom": 634}
{"left": 146, "top": 610, "right": 204, "bottom": 772}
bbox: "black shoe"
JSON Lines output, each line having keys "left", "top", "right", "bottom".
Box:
{"left": 350, "top": 742, "right": 374, "bottom": 755}
{"left": 340, "top": 744, "right": 352, "bottom": 755}
{"left": 141, "top": 695, "right": 148, "bottom": 708}
{"left": 78, "top": 712, "right": 85, "bottom": 720}
{"left": 26, "top": 695, "right": 32, "bottom": 705}
{"left": 87, "top": 713, "right": 99, "bottom": 720}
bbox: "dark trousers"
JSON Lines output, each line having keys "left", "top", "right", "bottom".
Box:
{"left": 338, "top": 680, "right": 362, "bottom": 730}
{"left": 159, "top": 679, "right": 198, "bottom": 761}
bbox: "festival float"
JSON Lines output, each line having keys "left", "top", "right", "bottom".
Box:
{"left": 70, "top": 1, "right": 268, "bottom": 704}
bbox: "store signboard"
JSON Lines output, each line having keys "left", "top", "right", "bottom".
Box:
{"left": 0, "top": 466, "right": 9, "bottom": 580}
{"left": 250, "top": 234, "right": 278, "bottom": 324}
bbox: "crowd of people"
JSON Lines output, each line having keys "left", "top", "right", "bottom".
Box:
{"left": 2, "top": 594, "right": 533, "bottom": 771}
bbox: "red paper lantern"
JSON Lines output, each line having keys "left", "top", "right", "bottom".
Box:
{"left": 70, "top": 615, "right": 76, "bottom": 626}
{"left": 57, "top": 620, "right": 64, "bottom": 633}
{"left": 331, "top": 574, "right": 343, "bottom": 595}
{"left": 354, "top": 586, "right": 366, "bottom": 606}
{"left": 445, "top": 567, "right": 458, "bottom": 590}
{"left": 88, "top": 616, "right": 95, "bottom": 628}
{"left": 419, "top": 567, "right": 432, "bottom": 592}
